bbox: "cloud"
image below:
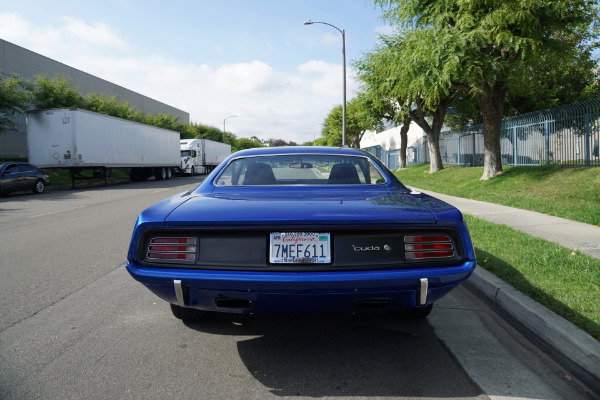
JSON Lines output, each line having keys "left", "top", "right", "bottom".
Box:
{"left": 56, "top": 53, "right": 341, "bottom": 143}
{"left": 0, "top": 12, "right": 349, "bottom": 144}
{"left": 298, "top": 60, "right": 344, "bottom": 98}
{"left": 0, "top": 13, "right": 125, "bottom": 56}
{"left": 0, "top": 13, "right": 60, "bottom": 47}
{"left": 59, "top": 16, "right": 125, "bottom": 48}
{"left": 213, "top": 61, "right": 285, "bottom": 93}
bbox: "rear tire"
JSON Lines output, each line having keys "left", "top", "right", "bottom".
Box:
{"left": 154, "top": 167, "right": 167, "bottom": 181}
{"left": 170, "top": 304, "right": 212, "bottom": 321}
{"left": 33, "top": 179, "right": 46, "bottom": 194}
{"left": 166, "top": 167, "right": 172, "bottom": 180}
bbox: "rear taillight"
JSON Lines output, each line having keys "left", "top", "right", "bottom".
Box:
{"left": 146, "top": 237, "right": 197, "bottom": 262}
{"left": 404, "top": 235, "right": 456, "bottom": 261}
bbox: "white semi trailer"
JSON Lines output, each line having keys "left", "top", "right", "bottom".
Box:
{"left": 27, "top": 108, "right": 180, "bottom": 187}
{"left": 177, "top": 138, "right": 231, "bottom": 175}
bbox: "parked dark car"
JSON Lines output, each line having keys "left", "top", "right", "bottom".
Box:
{"left": 0, "top": 162, "right": 50, "bottom": 195}
{"left": 126, "top": 147, "right": 476, "bottom": 322}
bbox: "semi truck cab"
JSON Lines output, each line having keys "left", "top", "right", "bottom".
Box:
{"left": 178, "top": 139, "right": 204, "bottom": 176}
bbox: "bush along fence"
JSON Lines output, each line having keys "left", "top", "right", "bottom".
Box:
{"left": 365, "top": 98, "right": 600, "bottom": 169}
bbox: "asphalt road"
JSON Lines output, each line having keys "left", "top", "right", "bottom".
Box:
{"left": 0, "top": 176, "right": 593, "bottom": 399}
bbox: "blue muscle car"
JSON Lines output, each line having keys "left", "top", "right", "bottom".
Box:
{"left": 126, "top": 147, "right": 476, "bottom": 321}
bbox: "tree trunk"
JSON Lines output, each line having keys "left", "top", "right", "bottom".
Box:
{"left": 398, "top": 115, "right": 411, "bottom": 169}
{"left": 409, "top": 97, "right": 456, "bottom": 174}
{"left": 474, "top": 82, "right": 507, "bottom": 180}
{"left": 480, "top": 117, "right": 503, "bottom": 179}
{"left": 429, "top": 107, "right": 446, "bottom": 173}
{"left": 410, "top": 105, "right": 446, "bottom": 173}
{"left": 428, "top": 133, "right": 444, "bottom": 173}
{"left": 350, "top": 130, "right": 365, "bottom": 149}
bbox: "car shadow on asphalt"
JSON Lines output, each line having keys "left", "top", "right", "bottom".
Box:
{"left": 183, "top": 313, "right": 485, "bottom": 398}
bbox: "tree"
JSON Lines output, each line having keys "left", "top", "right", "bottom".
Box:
{"left": 0, "top": 73, "right": 31, "bottom": 133}
{"left": 321, "top": 98, "right": 372, "bottom": 149}
{"left": 232, "top": 137, "right": 264, "bottom": 152}
{"left": 354, "top": 31, "right": 460, "bottom": 172}
{"left": 353, "top": 44, "right": 411, "bottom": 169}
{"left": 263, "top": 138, "right": 298, "bottom": 147}
{"left": 31, "top": 74, "right": 84, "bottom": 109}
{"left": 506, "top": 33, "right": 600, "bottom": 115}
{"left": 321, "top": 105, "right": 343, "bottom": 147}
{"left": 85, "top": 93, "right": 143, "bottom": 121}
{"left": 312, "top": 137, "right": 328, "bottom": 146}
{"left": 143, "top": 113, "right": 184, "bottom": 133}
{"left": 374, "top": 0, "right": 600, "bottom": 180}
{"left": 354, "top": 91, "right": 412, "bottom": 170}
{"left": 447, "top": 30, "right": 600, "bottom": 128}
{"left": 186, "top": 122, "right": 224, "bottom": 142}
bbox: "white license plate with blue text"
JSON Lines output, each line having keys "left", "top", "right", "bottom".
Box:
{"left": 269, "top": 232, "right": 331, "bottom": 264}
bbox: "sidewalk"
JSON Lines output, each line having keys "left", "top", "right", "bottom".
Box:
{"left": 412, "top": 188, "right": 600, "bottom": 395}
{"left": 416, "top": 188, "right": 600, "bottom": 259}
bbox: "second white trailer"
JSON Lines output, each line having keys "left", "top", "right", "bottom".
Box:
{"left": 177, "top": 138, "right": 231, "bottom": 175}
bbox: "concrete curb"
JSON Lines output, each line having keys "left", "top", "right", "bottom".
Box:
{"left": 465, "top": 267, "right": 600, "bottom": 395}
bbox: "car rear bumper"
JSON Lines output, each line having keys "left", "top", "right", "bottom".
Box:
{"left": 126, "top": 261, "right": 476, "bottom": 314}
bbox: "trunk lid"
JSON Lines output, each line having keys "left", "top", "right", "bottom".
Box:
{"left": 164, "top": 188, "right": 438, "bottom": 227}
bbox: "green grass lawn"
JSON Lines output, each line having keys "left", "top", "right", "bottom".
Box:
{"left": 465, "top": 215, "right": 600, "bottom": 341}
{"left": 395, "top": 164, "right": 600, "bottom": 226}
{"left": 394, "top": 164, "right": 600, "bottom": 340}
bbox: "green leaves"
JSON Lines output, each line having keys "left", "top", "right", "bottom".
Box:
{"left": 321, "top": 105, "right": 344, "bottom": 147}
{"left": 0, "top": 73, "right": 31, "bottom": 133}
{"left": 369, "top": 0, "right": 599, "bottom": 179}
{"left": 31, "top": 74, "right": 85, "bottom": 110}
{"left": 85, "top": 93, "right": 143, "bottom": 121}
{"left": 320, "top": 98, "right": 373, "bottom": 148}
{"left": 231, "top": 137, "right": 264, "bottom": 152}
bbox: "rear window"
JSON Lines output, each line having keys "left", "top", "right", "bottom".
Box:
{"left": 215, "top": 154, "right": 387, "bottom": 186}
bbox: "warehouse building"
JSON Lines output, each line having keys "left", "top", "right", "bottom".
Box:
{"left": 0, "top": 38, "right": 189, "bottom": 158}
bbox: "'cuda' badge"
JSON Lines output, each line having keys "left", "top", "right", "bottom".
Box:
{"left": 353, "top": 245, "right": 380, "bottom": 252}
{"left": 352, "top": 244, "right": 391, "bottom": 252}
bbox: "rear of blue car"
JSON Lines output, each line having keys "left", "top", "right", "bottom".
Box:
{"left": 125, "top": 147, "right": 476, "bottom": 321}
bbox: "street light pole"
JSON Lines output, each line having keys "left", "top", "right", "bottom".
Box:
{"left": 304, "top": 20, "right": 346, "bottom": 147}
{"left": 223, "top": 115, "right": 237, "bottom": 142}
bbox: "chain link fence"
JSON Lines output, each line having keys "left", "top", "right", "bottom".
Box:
{"left": 364, "top": 98, "right": 600, "bottom": 169}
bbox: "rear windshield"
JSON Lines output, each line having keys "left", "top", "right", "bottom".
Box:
{"left": 215, "top": 154, "right": 387, "bottom": 186}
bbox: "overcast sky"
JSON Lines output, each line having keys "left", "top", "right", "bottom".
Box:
{"left": 0, "top": 0, "right": 392, "bottom": 144}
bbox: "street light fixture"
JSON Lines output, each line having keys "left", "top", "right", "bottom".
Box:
{"left": 304, "top": 20, "right": 346, "bottom": 147}
{"left": 223, "top": 115, "right": 237, "bottom": 142}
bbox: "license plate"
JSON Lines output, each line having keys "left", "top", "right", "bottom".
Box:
{"left": 269, "top": 232, "right": 331, "bottom": 264}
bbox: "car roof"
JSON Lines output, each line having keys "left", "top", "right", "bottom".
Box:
{"left": 230, "top": 146, "right": 371, "bottom": 158}
{"left": 0, "top": 162, "right": 38, "bottom": 169}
